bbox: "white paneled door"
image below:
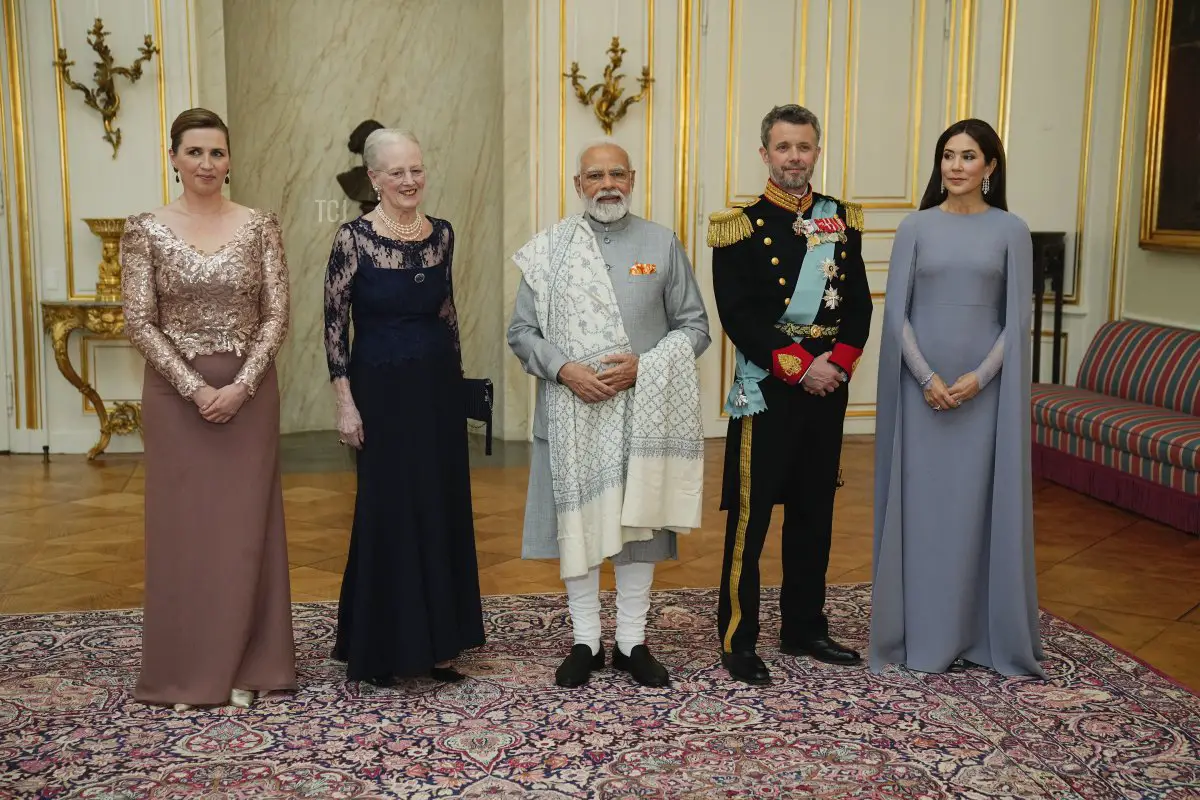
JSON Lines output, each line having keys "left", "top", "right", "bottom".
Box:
{"left": 690, "top": 0, "right": 953, "bottom": 437}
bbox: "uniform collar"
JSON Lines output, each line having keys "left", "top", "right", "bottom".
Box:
{"left": 763, "top": 180, "right": 814, "bottom": 215}
{"left": 585, "top": 211, "right": 633, "bottom": 232}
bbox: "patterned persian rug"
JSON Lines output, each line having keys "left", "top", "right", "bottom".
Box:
{"left": 1, "top": 584, "right": 1197, "bottom": 799}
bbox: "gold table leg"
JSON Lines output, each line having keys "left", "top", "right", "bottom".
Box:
{"left": 44, "top": 309, "right": 140, "bottom": 460}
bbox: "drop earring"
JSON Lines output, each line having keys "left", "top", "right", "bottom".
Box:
{"left": 224, "top": 174, "right": 230, "bottom": 185}
{"left": 940, "top": 181, "right": 946, "bottom": 193}
{"left": 174, "top": 169, "right": 179, "bottom": 184}
{"left": 373, "top": 185, "right": 381, "bottom": 200}
{"left": 982, "top": 174, "right": 991, "bottom": 195}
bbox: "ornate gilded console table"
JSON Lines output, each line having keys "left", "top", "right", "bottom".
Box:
{"left": 41, "top": 301, "right": 141, "bottom": 460}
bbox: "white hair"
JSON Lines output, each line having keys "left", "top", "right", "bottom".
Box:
{"left": 575, "top": 138, "right": 631, "bottom": 175}
{"left": 363, "top": 128, "right": 422, "bottom": 171}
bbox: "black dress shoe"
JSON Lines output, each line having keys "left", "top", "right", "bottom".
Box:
{"left": 720, "top": 651, "right": 771, "bottom": 685}
{"left": 429, "top": 666, "right": 466, "bottom": 683}
{"left": 364, "top": 674, "right": 397, "bottom": 687}
{"left": 612, "top": 645, "right": 670, "bottom": 687}
{"left": 555, "top": 644, "right": 605, "bottom": 688}
{"left": 779, "top": 635, "right": 862, "bottom": 665}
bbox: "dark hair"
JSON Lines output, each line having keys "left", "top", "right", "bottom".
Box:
{"left": 918, "top": 118, "right": 1007, "bottom": 210}
{"left": 760, "top": 104, "right": 822, "bottom": 148}
{"left": 169, "top": 108, "right": 229, "bottom": 152}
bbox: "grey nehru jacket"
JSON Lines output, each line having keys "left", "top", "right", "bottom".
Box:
{"left": 508, "top": 213, "right": 711, "bottom": 439}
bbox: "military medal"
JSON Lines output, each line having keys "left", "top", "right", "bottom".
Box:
{"left": 734, "top": 379, "right": 748, "bottom": 407}
{"left": 793, "top": 217, "right": 817, "bottom": 238}
{"left": 794, "top": 216, "right": 848, "bottom": 250}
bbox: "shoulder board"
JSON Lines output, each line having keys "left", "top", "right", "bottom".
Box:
{"left": 706, "top": 206, "right": 753, "bottom": 248}
{"left": 839, "top": 200, "right": 865, "bottom": 231}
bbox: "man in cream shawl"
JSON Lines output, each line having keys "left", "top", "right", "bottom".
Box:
{"left": 508, "top": 140, "right": 710, "bottom": 689}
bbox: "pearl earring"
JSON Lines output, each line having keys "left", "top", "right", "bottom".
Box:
{"left": 982, "top": 175, "right": 991, "bottom": 195}
{"left": 373, "top": 185, "right": 381, "bottom": 200}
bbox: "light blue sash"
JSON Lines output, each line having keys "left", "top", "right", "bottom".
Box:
{"left": 725, "top": 197, "right": 840, "bottom": 417}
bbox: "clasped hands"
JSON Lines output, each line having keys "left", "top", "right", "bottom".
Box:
{"left": 801, "top": 352, "right": 845, "bottom": 396}
{"left": 923, "top": 372, "right": 980, "bottom": 412}
{"left": 557, "top": 353, "right": 638, "bottom": 403}
{"left": 192, "top": 383, "right": 250, "bottom": 424}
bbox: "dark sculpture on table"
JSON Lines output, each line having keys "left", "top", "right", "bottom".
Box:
{"left": 337, "top": 119, "right": 384, "bottom": 216}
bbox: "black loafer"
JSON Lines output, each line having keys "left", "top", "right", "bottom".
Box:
{"left": 612, "top": 644, "right": 670, "bottom": 687}
{"left": 779, "top": 636, "right": 862, "bottom": 665}
{"left": 720, "top": 651, "right": 771, "bottom": 685}
{"left": 555, "top": 643, "right": 605, "bottom": 688}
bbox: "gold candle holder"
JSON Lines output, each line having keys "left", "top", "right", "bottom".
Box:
{"left": 84, "top": 218, "right": 126, "bottom": 302}
{"left": 564, "top": 37, "right": 653, "bottom": 135}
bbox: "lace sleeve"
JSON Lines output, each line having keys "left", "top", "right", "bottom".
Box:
{"left": 902, "top": 319, "right": 935, "bottom": 386}
{"left": 119, "top": 214, "right": 207, "bottom": 399}
{"left": 975, "top": 330, "right": 1005, "bottom": 389}
{"left": 439, "top": 223, "right": 464, "bottom": 375}
{"left": 324, "top": 224, "right": 358, "bottom": 379}
{"left": 234, "top": 212, "right": 290, "bottom": 394}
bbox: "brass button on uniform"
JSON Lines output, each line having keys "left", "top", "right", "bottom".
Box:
{"left": 756, "top": 218, "right": 765, "bottom": 227}
{"left": 778, "top": 277, "right": 786, "bottom": 286}
{"left": 764, "top": 237, "right": 773, "bottom": 246}
{"left": 840, "top": 250, "right": 847, "bottom": 258}
{"left": 771, "top": 257, "right": 780, "bottom": 265}
{"left": 783, "top": 297, "right": 790, "bottom": 305}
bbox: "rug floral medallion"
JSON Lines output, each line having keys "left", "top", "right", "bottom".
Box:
{"left": 0, "top": 584, "right": 1196, "bottom": 799}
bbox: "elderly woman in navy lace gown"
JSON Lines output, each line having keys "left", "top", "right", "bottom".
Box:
{"left": 323, "top": 128, "right": 484, "bottom": 686}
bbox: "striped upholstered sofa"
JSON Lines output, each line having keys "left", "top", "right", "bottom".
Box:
{"left": 1031, "top": 320, "right": 1200, "bottom": 535}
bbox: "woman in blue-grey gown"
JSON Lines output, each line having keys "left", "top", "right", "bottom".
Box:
{"left": 870, "top": 119, "right": 1045, "bottom": 678}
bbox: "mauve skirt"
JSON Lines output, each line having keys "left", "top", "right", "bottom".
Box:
{"left": 134, "top": 352, "right": 296, "bottom": 705}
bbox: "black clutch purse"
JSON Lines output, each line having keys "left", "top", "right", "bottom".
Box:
{"left": 463, "top": 377, "right": 494, "bottom": 455}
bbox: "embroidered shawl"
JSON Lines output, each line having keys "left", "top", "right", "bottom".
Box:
{"left": 512, "top": 215, "right": 702, "bottom": 578}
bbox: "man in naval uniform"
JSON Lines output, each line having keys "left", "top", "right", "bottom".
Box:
{"left": 708, "top": 104, "right": 872, "bottom": 685}
{"left": 508, "top": 140, "right": 710, "bottom": 689}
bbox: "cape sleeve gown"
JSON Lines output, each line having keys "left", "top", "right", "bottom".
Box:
{"left": 869, "top": 206, "right": 1045, "bottom": 678}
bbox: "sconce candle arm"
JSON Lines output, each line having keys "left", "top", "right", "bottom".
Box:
{"left": 52, "top": 19, "right": 158, "bottom": 159}
{"left": 563, "top": 37, "right": 653, "bottom": 135}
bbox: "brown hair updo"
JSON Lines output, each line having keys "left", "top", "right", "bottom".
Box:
{"left": 169, "top": 108, "right": 230, "bottom": 152}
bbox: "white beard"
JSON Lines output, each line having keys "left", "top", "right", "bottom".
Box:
{"left": 584, "top": 191, "right": 630, "bottom": 223}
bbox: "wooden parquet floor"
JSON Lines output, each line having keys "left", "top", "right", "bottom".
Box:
{"left": 1, "top": 435, "right": 1197, "bottom": 689}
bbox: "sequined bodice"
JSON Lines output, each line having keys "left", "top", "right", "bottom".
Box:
{"left": 323, "top": 216, "right": 462, "bottom": 378}
{"left": 120, "top": 209, "right": 291, "bottom": 399}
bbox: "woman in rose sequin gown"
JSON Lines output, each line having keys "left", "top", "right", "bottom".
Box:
{"left": 121, "top": 109, "right": 296, "bottom": 710}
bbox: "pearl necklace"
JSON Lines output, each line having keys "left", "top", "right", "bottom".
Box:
{"left": 377, "top": 206, "right": 425, "bottom": 240}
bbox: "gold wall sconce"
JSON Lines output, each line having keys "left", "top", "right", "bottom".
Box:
{"left": 53, "top": 18, "right": 158, "bottom": 159}
{"left": 564, "top": 37, "right": 653, "bottom": 135}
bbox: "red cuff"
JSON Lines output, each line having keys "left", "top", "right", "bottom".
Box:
{"left": 771, "top": 343, "right": 814, "bottom": 385}
{"left": 829, "top": 343, "right": 864, "bottom": 377}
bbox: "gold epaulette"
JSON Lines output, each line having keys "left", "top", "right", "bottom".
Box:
{"left": 706, "top": 207, "right": 753, "bottom": 248}
{"left": 840, "top": 200, "right": 864, "bottom": 231}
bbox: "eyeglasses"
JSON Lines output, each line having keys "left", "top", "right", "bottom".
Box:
{"left": 580, "top": 168, "right": 632, "bottom": 184}
{"left": 381, "top": 168, "right": 425, "bottom": 181}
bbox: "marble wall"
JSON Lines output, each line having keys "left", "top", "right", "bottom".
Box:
{"left": 193, "top": 0, "right": 227, "bottom": 120}
{"left": 500, "top": 0, "right": 536, "bottom": 441}
{"left": 222, "top": 0, "right": 505, "bottom": 434}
